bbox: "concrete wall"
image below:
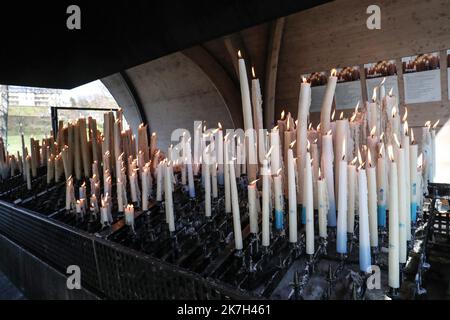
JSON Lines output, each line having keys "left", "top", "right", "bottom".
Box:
{"left": 103, "top": 52, "right": 234, "bottom": 151}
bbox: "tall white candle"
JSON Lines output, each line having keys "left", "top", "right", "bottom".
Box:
{"left": 156, "top": 162, "right": 164, "bottom": 202}
{"left": 165, "top": 161, "right": 175, "bottom": 232}
{"left": 274, "top": 172, "right": 284, "bottom": 231}
{"left": 320, "top": 69, "right": 338, "bottom": 136}
{"left": 336, "top": 146, "right": 348, "bottom": 254}
{"left": 125, "top": 204, "right": 135, "bottom": 230}
{"left": 217, "top": 125, "right": 224, "bottom": 185}
{"left": 347, "top": 158, "right": 357, "bottom": 234}
{"left": 297, "top": 78, "right": 312, "bottom": 204}
{"left": 321, "top": 133, "right": 336, "bottom": 227}
{"left": 224, "top": 136, "right": 232, "bottom": 213}
{"left": 402, "top": 124, "right": 411, "bottom": 241}
{"left": 409, "top": 130, "right": 419, "bottom": 223}
{"left": 229, "top": 158, "right": 243, "bottom": 250}
{"left": 304, "top": 152, "right": 314, "bottom": 255}
{"left": 377, "top": 145, "right": 387, "bottom": 228}
{"left": 358, "top": 166, "right": 371, "bottom": 273}
{"left": 248, "top": 180, "right": 258, "bottom": 235}
{"left": 388, "top": 145, "right": 400, "bottom": 289}
{"left": 318, "top": 172, "right": 328, "bottom": 239}
{"left": 287, "top": 148, "right": 297, "bottom": 243}
{"left": 204, "top": 147, "right": 212, "bottom": 218}
{"left": 396, "top": 140, "right": 407, "bottom": 263}
{"left": 367, "top": 150, "right": 378, "bottom": 248}
{"left": 262, "top": 159, "right": 271, "bottom": 247}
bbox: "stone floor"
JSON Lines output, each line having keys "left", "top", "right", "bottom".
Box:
{"left": 0, "top": 269, "right": 26, "bottom": 300}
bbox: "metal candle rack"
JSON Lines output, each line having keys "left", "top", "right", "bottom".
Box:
{"left": 0, "top": 169, "right": 431, "bottom": 300}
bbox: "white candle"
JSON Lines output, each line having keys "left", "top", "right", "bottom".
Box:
{"left": 336, "top": 148, "right": 348, "bottom": 254}
{"left": 347, "top": 159, "right": 357, "bottom": 234}
{"left": 273, "top": 172, "right": 284, "bottom": 231}
{"left": 377, "top": 145, "right": 387, "bottom": 228}
{"left": 358, "top": 166, "right": 372, "bottom": 273}
{"left": 248, "top": 180, "right": 258, "bottom": 235}
{"left": 262, "top": 159, "right": 271, "bottom": 247}
{"left": 164, "top": 161, "right": 175, "bottom": 232}
{"left": 287, "top": 148, "right": 297, "bottom": 243}
{"left": 217, "top": 125, "right": 224, "bottom": 185}
{"left": 311, "top": 142, "right": 319, "bottom": 210}
{"left": 65, "top": 176, "right": 74, "bottom": 210}
{"left": 318, "top": 173, "right": 328, "bottom": 239}
{"left": 304, "top": 152, "right": 314, "bottom": 255}
{"left": 410, "top": 131, "right": 419, "bottom": 223}
{"left": 142, "top": 166, "right": 149, "bottom": 211}
{"left": 367, "top": 150, "right": 378, "bottom": 248}
{"left": 396, "top": 143, "right": 407, "bottom": 263}
{"left": 320, "top": 69, "right": 338, "bottom": 135}
{"left": 388, "top": 145, "right": 400, "bottom": 289}
{"left": 334, "top": 117, "right": 348, "bottom": 201}
{"left": 156, "top": 162, "right": 164, "bottom": 202}
{"left": 229, "top": 158, "right": 243, "bottom": 250}
{"left": 224, "top": 136, "right": 232, "bottom": 213}
{"left": 296, "top": 79, "right": 312, "bottom": 204}
{"left": 204, "top": 148, "right": 212, "bottom": 218}
{"left": 321, "top": 133, "right": 336, "bottom": 227}
{"left": 124, "top": 204, "right": 135, "bottom": 230}
{"left": 402, "top": 124, "right": 411, "bottom": 242}
{"left": 185, "top": 138, "right": 195, "bottom": 198}
{"left": 270, "top": 127, "right": 282, "bottom": 175}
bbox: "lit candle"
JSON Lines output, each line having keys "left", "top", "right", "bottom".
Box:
{"left": 304, "top": 152, "right": 314, "bottom": 255}
{"left": 334, "top": 114, "right": 348, "bottom": 201}
{"left": 402, "top": 122, "right": 411, "bottom": 241}
{"left": 394, "top": 135, "right": 407, "bottom": 264}
{"left": 317, "top": 169, "right": 328, "bottom": 239}
{"left": 388, "top": 145, "right": 400, "bottom": 289}
{"left": 224, "top": 135, "right": 232, "bottom": 213}
{"left": 156, "top": 161, "right": 164, "bottom": 202}
{"left": 430, "top": 120, "right": 439, "bottom": 183}
{"left": 248, "top": 179, "right": 259, "bottom": 236}
{"left": 366, "top": 149, "right": 378, "bottom": 248}
{"left": 125, "top": 204, "right": 135, "bottom": 230}
{"left": 262, "top": 159, "right": 271, "bottom": 247}
{"left": 296, "top": 77, "right": 312, "bottom": 205}
{"left": 377, "top": 144, "right": 387, "bottom": 228}
{"left": 185, "top": 137, "right": 195, "bottom": 198}
{"left": 358, "top": 163, "right": 371, "bottom": 273}
{"left": 270, "top": 127, "right": 282, "bottom": 175}
{"left": 164, "top": 161, "right": 175, "bottom": 232}
{"left": 409, "top": 130, "right": 418, "bottom": 223}
{"left": 65, "top": 176, "right": 74, "bottom": 210}
{"left": 273, "top": 169, "right": 284, "bottom": 231}
{"left": 130, "top": 171, "right": 138, "bottom": 203}
{"left": 347, "top": 157, "right": 357, "bottom": 234}
{"left": 217, "top": 124, "right": 224, "bottom": 185}
{"left": 211, "top": 163, "right": 218, "bottom": 199}
{"left": 229, "top": 157, "right": 243, "bottom": 250}
{"left": 47, "top": 155, "right": 54, "bottom": 184}
{"left": 368, "top": 88, "right": 379, "bottom": 137}
{"left": 336, "top": 141, "right": 348, "bottom": 254}
{"left": 79, "top": 181, "right": 86, "bottom": 203}
{"left": 142, "top": 165, "right": 149, "bottom": 211}
{"left": 321, "top": 132, "right": 336, "bottom": 227}
{"left": 204, "top": 147, "right": 212, "bottom": 218}
{"left": 287, "top": 146, "right": 297, "bottom": 243}
{"left": 320, "top": 69, "right": 338, "bottom": 136}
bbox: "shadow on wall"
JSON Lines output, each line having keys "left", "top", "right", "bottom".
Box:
{"left": 436, "top": 118, "right": 450, "bottom": 183}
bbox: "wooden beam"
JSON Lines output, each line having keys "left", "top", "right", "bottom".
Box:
{"left": 264, "top": 17, "right": 285, "bottom": 128}
{"left": 182, "top": 46, "right": 244, "bottom": 129}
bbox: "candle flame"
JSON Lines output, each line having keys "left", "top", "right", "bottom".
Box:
{"left": 393, "top": 133, "right": 401, "bottom": 148}
{"left": 308, "top": 123, "right": 312, "bottom": 130}
{"left": 351, "top": 157, "right": 358, "bottom": 166}
{"left": 314, "top": 138, "right": 318, "bottom": 144}
{"left": 411, "top": 128, "right": 415, "bottom": 144}
{"left": 251, "top": 66, "right": 256, "bottom": 78}
{"left": 341, "top": 139, "right": 346, "bottom": 159}
{"left": 331, "top": 68, "right": 337, "bottom": 77}
{"left": 433, "top": 119, "right": 440, "bottom": 129}
{"left": 357, "top": 148, "right": 363, "bottom": 166}
{"left": 317, "top": 123, "right": 321, "bottom": 131}
{"left": 388, "top": 145, "right": 394, "bottom": 161}
{"left": 380, "top": 132, "right": 385, "bottom": 141}
{"left": 392, "top": 106, "right": 397, "bottom": 118}
{"left": 266, "top": 146, "right": 274, "bottom": 159}
{"left": 380, "top": 77, "right": 386, "bottom": 86}
{"left": 418, "top": 153, "right": 423, "bottom": 168}
{"left": 402, "top": 107, "right": 408, "bottom": 122}
{"left": 327, "top": 129, "right": 332, "bottom": 136}
{"left": 367, "top": 149, "right": 372, "bottom": 167}
{"left": 339, "top": 112, "right": 344, "bottom": 120}
{"left": 237, "top": 50, "right": 242, "bottom": 59}
{"left": 302, "top": 76, "right": 307, "bottom": 83}
{"left": 350, "top": 112, "right": 357, "bottom": 123}
{"left": 389, "top": 87, "right": 394, "bottom": 97}
{"left": 218, "top": 122, "right": 222, "bottom": 130}
{"left": 307, "top": 140, "right": 311, "bottom": 152}
{"left": 318, "top": 167, "right": 322, "bottom": 179}
{"left": 404, "top": 121, "right": 409, "bottom": 136}
{"left": 331, "top": 109, "right": 336, "bottom": 121}
{"left": 250, "top": 179, "right": 259, "bottom": 185}
{"left": 358, "top": 162, "right": 365, "bottom": 171}
{"left": 281, "top": 110, "right": 285, "bottom": 120}
{"left": 370, "top": 126, "right": 376, "bottom": 137}
{"left": 355, "top": 101, "right": 360, "bottom": 114}
{"left": 379, "top": 143, "right": 384, "bottom": 158}
{"left": 425, "top": 120, "right": 431, "bottom": 128}
{"left": 290, "top": 140, "right": 297, "bottom": 149}
{"left": 372, "top": 87, "right": 377, "bottom": 102}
